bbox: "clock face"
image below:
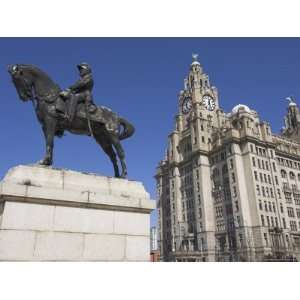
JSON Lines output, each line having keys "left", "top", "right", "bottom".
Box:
{"left": 182, "top": 97, "right": 192, "bottom": 114}
{"left": 202, "top": 95, "right": 216, "bottom": 111}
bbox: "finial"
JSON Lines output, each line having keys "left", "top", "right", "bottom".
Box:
{"left": 286, "top": 95, "right": 295, "bottom": 103}
{"left": 286, "top": 96, "right": 297, "bottom": 107}
{"left": 192, "top": 53, "right": 199, "bottom": 62}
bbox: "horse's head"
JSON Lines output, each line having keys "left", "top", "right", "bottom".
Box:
{"left": 8, "top": 64, "right": 35, "bottom": 102}
{"left": 8, "top": 64, "right": 61, "bottom": 103}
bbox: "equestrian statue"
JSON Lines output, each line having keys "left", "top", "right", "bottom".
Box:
{"left": 8, "top": 63, "right": 135, "bottom": 178}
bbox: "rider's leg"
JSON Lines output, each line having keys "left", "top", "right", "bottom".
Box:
{"left": 68, "top": 94, "right": 80, "bottom": 122}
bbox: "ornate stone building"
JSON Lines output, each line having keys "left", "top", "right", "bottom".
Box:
{"left": 155, "top": 55, "right": 300, "bottom": 262}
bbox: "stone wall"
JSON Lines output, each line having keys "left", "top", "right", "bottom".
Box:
{"left": 0, "top": 165, "right": 155, "bottom": 261}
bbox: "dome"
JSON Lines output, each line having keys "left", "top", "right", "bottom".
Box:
{"left": 191, "top": 60, "right": 200, "bottom": 66}
{"left": 289, "top": 101, "right": 297, "bottom": 107}
{"left": 232, "top": 104, "right": 252, "bottom": 114}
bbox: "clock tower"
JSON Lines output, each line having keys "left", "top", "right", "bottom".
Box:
{"left": 159, "top": 54, "right": 226, "bottom": 261}
{"left": 178, "top": 54, "right": 222, "bottom": 133}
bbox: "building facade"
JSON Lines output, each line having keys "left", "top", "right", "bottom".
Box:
{"left": 155, "top": 55, "right": 300, "bottom": 262}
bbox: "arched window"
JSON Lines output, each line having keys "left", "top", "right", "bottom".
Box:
{"left": 212, "top": 168, "right": 220, "bottom": 178}
{"left": 222, "top": 164, "right": 228, "bottom": 176}
{"left": 290, "top": 171, "right": 295, "bottom": 180}
{"left": 281, "top": 170, "right": 287, "bottom": 178}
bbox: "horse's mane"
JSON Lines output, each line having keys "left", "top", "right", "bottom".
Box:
{"left": 19, "top": 64, "right": 61, "bottom": 92}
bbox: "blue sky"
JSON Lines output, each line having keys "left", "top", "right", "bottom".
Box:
{"left": 1, "top": 38, "right": 300, "bottom": 226}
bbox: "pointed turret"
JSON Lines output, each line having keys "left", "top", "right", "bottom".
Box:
{"left": 282, "top": 96, "right": 300, "bottom": 140}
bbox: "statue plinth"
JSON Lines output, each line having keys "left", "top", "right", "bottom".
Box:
{"left": 0, "top": 165, "right": 155, "bottom": 261}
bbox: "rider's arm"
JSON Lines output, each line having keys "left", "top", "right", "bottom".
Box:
{"left": 69, "top": 76, "right": 91, "bottom": 93}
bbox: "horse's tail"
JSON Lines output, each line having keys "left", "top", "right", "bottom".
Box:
{"left": 118, "top": 117, "right": 135, "bottom": 140}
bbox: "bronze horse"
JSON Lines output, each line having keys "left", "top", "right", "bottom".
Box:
{"left": 8, "top": 64, "right": 135, "bottom": 178}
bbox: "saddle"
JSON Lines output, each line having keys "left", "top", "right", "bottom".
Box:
{"left": 54, "top": 96, "right": 119, "bottom": 134}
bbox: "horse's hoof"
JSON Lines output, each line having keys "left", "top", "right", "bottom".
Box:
{"left": 38, "top": 159, "right": 52, "bottom": 166}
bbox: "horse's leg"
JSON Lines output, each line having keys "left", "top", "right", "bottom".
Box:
{"left": 104, "top": 144, "right": 120, "bottom": 178}
{"left": 111, "top": 135, "right": 127, "bottom": 178}
{"left": 93, "top": 127, "right": 120, "bottom": 177}
{"left": 39, "top": 117, "right": 56, "bottom": 166}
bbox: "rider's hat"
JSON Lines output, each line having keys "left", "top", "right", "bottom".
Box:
{"left": 77, "top": 62, "right": 91, "bottom": 73}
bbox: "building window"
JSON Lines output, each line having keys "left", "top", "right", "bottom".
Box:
{"left": 290, "top": 221, "right": 297, "bottom": 232}
{"left": 281, "top": 170, "right": 287, "bottom": 178}
{"left": 232, "top": 172, "right": 236, "bottom": 183}
{"left": 233, "top": 186, "right": 237, "bottom": 197}
{"left": 254, "top": 171, "right": 258, "bottom": 181}
{"left": 258, "top": 159, "right": 261, "bottom": 169}
{"left": 230, "top": 159, "right": 234, "bottom": 170}
{"left": 277, "top": 189, "right": 281, "bottom": 199}
{"left": 262, "top": 186, "right": 266, "bottom": 197}
{"left": 266, "top": 216, "right": 270, "bottom": 227}
{"left": 266, "top": 187, "right": 269, "bottom": 197}
{"left": 282, "top": 218, "right": 286, "bottom": 229}
{"left": 268, "top": 201, "right": 272, "bottom": 211}
{"left": 222, "top": 164, "right": 228, "bottom": 176}
{"left": 280, "top": 203, "right": 284, "bottom": 213}
{"left": 261, "top": 215, "right": 265, "bottom": 226}
{"left": 259, "top": 200, "right": 263, "bottom": 210}
{"left": 235, "top": 201, "right": 239, "bottom": 212}
{"left": 264, "top": 233, "right": 268, "bottom": 246}
{"left": 295, "top": 194, "right": 300, "bottom": 205}
{"left": 216, "top": 206, "right": 223, "bottom": 218}
{"left": 256, "top": 185, "right": 261, "bottom": 196}
{"left": 239, "top": 234, "right": 243, "bottom": 248}
{"left": 268, "top": 175, "right": 271, "bottom": 184}
{"left": 290, "top": 172, "right": 296, "bottom": 180}
{"left": 287, "top": 207, "right": 295, "bottom": 218}
{"left": 252, "top": 157, "right": 256, "bottom": 167}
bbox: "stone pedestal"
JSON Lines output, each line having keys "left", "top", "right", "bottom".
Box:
{"left": 0, "top": 165, "right": 155, "bottom": 261}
